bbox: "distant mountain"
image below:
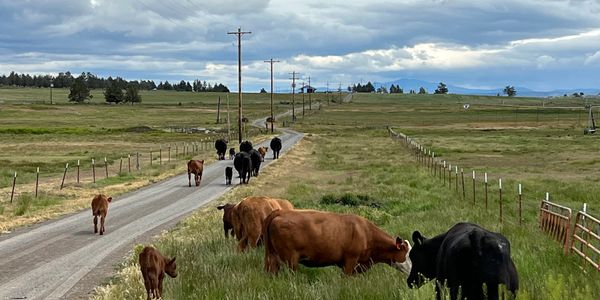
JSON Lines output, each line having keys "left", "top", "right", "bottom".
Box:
{"left": 373, "top": 78, "right": 600, "bottom": 97}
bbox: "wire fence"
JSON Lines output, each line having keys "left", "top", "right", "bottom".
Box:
{"left": 387, "top": 126, "right": 600, "bottom": 272}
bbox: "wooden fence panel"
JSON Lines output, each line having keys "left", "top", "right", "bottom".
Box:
{"left": 570, "top": 211, "right": 600, "bottom": 271}
{"left": 539, "top": 200, "right": 572, "bottom": 253}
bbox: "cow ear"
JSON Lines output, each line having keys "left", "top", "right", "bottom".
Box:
{"left": 217, "top": 205, "right": 225, "bottom": 210}
{"left": 412, "top": 231, "right": 424, "bottom": 245}
{"left": 201, "top": 160, "right": 205, "bottom": 164}
{"left": 107, "top": 197, "right": 113, "bottom": 203}
{"left": 395, "top": 237, "right": 407, "bottom": 251}
{"left": 168, "top": 257, "right": 176, "bottom": 265}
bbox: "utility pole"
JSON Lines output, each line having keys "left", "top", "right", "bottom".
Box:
{"left": 338, "top": 82, "right": 342, "bottom": 103}
{"left": 308, "top": 76, "right": 312, "bottom": 111}
{"left": 302, "top": 80, "right": 305, "bottom": 117}
{"left": 227, "top": 27, "right": 251, "bottom": 144}
{"left": 289, "top": 71, "right": 300, "bottom": 121}
{"left": 326, "top": 81, "right": 330, "bottom": 105}
{"left": 264, "top": 58, "right": 280, "bottom": 133}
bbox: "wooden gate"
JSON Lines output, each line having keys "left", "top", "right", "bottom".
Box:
{"left": 539, "top": 200, "right": 572, "bottom": 253}
{"left": 570, "top": 211, "right": 600, "bottom": 271}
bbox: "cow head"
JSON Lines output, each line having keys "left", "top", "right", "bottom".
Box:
{"left": 407, "top": 231, "right": 437, "bottom": 288}
{"left": 387, "top": 237, "right": 410, "bottom": 268}
{"left": 392, "top": 240, "right": 412, "bottom": 274}
{"left": 107, "top": 196, "right": 112, "bottom": 203}
{"left": 165, "top": 257, "right": 177, "bottom": 278}
{"left": 217, "top": 203, "right": 236, "bottom": 238}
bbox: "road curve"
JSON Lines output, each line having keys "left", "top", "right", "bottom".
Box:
{"left": 0, "top": 115, "right": 303, "bottom": 299}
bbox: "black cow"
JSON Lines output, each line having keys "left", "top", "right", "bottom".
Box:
{"left": 233, "top": 152, "right": 252, "bottom": 184}
{"left": 407, "top": 223, "right": 518, "bottom": 300}
{"left": 225, "top": 166, "right": 233, "bottom": 185}
{"left": 240, "top": 141, "right": 253, "bottom": 153}
{"left": 229, "top": 148, "right": 236, "bottom": 160}
{"left": 248, "top": 149, "right": 262, "bottom": 176}
{"left": 215, "top": 139, "right": 227, "bottom": 160}
{"left": 270, "top": 137, "right": 282, "bottom": 159}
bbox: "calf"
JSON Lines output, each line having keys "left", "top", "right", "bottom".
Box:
{"left": 249, "top": 149, "right": 262, "bottom": 176}
{"left": 270, "top": 137, "right": 282, "bottom": 159}
{"left": 257, "top": 147, "right": 268, "bottom": 161}
{"left": 216, "top": 203, "right": 238, "bottom": 238}
{"left": 407, "top": 222, "right": 519, "bottom": 300}
{"left": 139, "top": 246, "right": 177, "bottom": 300}
{"left": 233, "top": 152, "right": 252, "bottom": 184}
{"left": 91, "top": 194, "right": 112, "bottom": 235}
{"left": 215, "top": 139, "right": 227, "bottom": 160}
{"left": 232, "top": 196, "right": 294, "bottom": 252}
{"left": 225, "top": 166, "right": 233, "bottom": 185}
{"left": 240, "top": 140, "right": 253, "bottom": 153}
{"left": 187, "top": 160, "right": 205, "bottom": 187}
{"left": 229, "top": 148, "right": 236, "bottom": 160}
{"left": 263, "top": 209, "right": 409, "bottom": 275}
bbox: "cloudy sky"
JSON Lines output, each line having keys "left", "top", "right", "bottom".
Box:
{"left": 1, "top": 0, "right": 600, "bottom": 91}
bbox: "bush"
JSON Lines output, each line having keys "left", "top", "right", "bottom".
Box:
{"left": 14, "top": 195, "right": 32, "bottom": 216}
{"left": 320, "top": 193, "right": 381, "bottom": 208}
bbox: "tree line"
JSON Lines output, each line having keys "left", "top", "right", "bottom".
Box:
{"left": 347, "top": 81, "right": 449, "bottom": 94}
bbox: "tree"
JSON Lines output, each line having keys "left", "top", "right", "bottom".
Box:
{"left": 124, "top": 83, "right": 142, "bottom": 104}
{"left": 503, "top": 85, "right": 516, "bottom": 97}
{"left": 260, "top": 88, "right": 267, "bottom": 93}
{"left": 409, "top": 89, "right": 416, "bottom": 94}
{"left": 104, "top": 77, "right": 124, "bottom": 103}
{"left": 418, "top": 87, "right": 427, "bottom": 94}
{"left": 68, "top": 76, "right": 90, "bottom": 103}
{"left": 434, "top": 82, "right": 448, "bottom": 94}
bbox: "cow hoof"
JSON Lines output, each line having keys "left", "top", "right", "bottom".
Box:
{"left": 100, "top": 232, "right": 103, "bottom": 235}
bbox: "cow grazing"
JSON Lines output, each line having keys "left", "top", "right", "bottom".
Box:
{"left": 91, "top": 194, "right": 112, "bottom": 235}
{"left": 233, "top": 152, "right": 252, "bottom": 184}
{"left": 230, "top": 196, "right": 294, "bottom": 252}
{"left": 229, "top": 148, "right": 236, "bottom": 160}
{"left": 139, "top": 246, "right": 177, "bottom": 300}
{"left": 225, "top": 166, "right": 233, "bottom": 185}
{"left": 240, "top": 140, "right": 253, "bottom": 153}
{"left": 217, "top": 203, "right": 238, "bottom": 238}
{"left": 249, "top": 149, "right": 262, "bottom": 176}
{"left": 187, "top": 160, "right": 205, "bottom": 187}
{"left": 215, "top": 139, "right": 227, "bottom": 160}
{"left": 407, "top": 222, "right": 519, "bottom": 300}
{"left": 263, "top": 209, "right": 409, "bottom": 275}
{"left": 257, "top": 147, "right": 268, "bottom": 161}
{"left": 270, "top": 137, "right": 282, "bottom": 159}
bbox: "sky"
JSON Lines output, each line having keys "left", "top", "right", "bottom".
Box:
{"left": 1, "top": 0, "right": 600, "bottom": 92}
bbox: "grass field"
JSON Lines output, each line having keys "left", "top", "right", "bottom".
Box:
{"left": 0, "top": 88, "right": 331, "bottom": 231}
{"left": 94, "top": 93, "right": 600, "bottom": 299}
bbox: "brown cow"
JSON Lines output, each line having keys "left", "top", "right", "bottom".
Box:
{"left": 91, "top": 194, "right": 112, "bottom": 235}
{"left": 257, "top": 147, "right": 268, "bottom": 161}
{"left": 139, "top": 246, "right": 177, "bottom": 300}
{"left": 187, "top": 159, "right": 205, "bottom": 187}
{"left": 263, "top": 209, "right": 409, "bottom": 275}
{"left": 217, "top": 196, "right": 294, "bottom": 252}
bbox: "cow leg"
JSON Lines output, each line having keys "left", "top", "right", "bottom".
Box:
{"left": 142, "top": 273, "right": 151, "bottom": 300}
{"left": 158, "top": 274, "right": 164, "bottom": 299}
{"left": 198, "top": 173, "right": 202, "bottom": 186}
{"left": 93, "top": 215, "right": 98, "bottom": 233}
{"left": 342, "top": 257, "right": 360, "bottom": 275}
{"left": 286, "top": 252, "right": 300, "bottom": 272}
{"left": 188, "top": 171, "right": 192, "bottom": 187}
{"left": 100, "top": 214, "right": 106, "bottom": 235}
{"left": 237, "top": 236, "right": 249, "bottom": 252}
{"left": 148, "top": 273, "right": 159, "bottom": 299}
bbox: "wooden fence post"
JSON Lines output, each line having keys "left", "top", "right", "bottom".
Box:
{"left": 443, "top": 161, "right": 446, "bottom": 183}
{"left": 11, "top": 171, "right": 17, "bottom": 203}
{"left": 136, "top": 152, "right": 140, "bottom": 170}
{"left": 159, "top": 146, "right": 162, "bottom": 165}
{"left": 104, "top": 157, "right": 108, "bottom": 179}
{"left": 92, "top": 159, "right": 96, "bottom": 183}
{"left": 77, "top": 160, "right": 80, "bottom": 183}
{"left": 455, "top": 166, "right": 458, "bottom": 192}
{"left": 150, "top": 151, "right": 153, "bottom": 166}
{"left": 128, "top": 155, "right": 131, "bottom": 173}
{"left": 472, "top": 170, "right": 476, "bottom": 205}
{"left": 484, "top": 172, "right": 488, "bottom": 210}
{"left": 461, "top": 168, "right": 466, "bottom": 200}
{"left": 119, "top": 157, "right": 123, "bottom": 173}
{"left": 168, "top": 146, "right": 171, "bottom": 162}
{"left": 175, "top": 145, "right": 178, "bottom": 158}
{"left": 35, "top": 167, "right": 40, "bottom": 197}
{"left": 60, "top": 163, "right": 69, "bottom": 190}
{"left": 448, "top": 164, "right": 452, "bottom": 188}
{"left": 499, "top": 178, "right": 503, "bottom": 224}
{"left": 518, "top": 183, "right": 522, "bottom": 225}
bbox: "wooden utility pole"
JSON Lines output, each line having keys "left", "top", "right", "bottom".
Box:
{"left": 289, "top": 71, "right": 300, "bottom": 121}
{"left": 227, "top": 27, "right": 251, "bottom": 144}
{"left": 308, "top": 76, "right": 312, "bottom": 111}
{"left": 326, "top": 81, "right": 330, "bottom": 105}
{"left": 302, "top": 80, "right": 305, "bottom": 117}
{"left": 264, "top": 58, "right": 280, "bottom": 133}
{"left": 216, "top": 96, "right": 221, "bottom": 124}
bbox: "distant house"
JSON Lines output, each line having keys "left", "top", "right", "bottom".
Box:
{"left": 300, "top": 85, "right": 317, "bottom": 93}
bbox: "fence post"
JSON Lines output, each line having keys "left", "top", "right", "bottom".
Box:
{"left": 168, "top": 146, "right": 171, "bottom": 162}
{"left": 432, "top": 153, "right": 436, "bottom": 176}
{"left": 175, "top": 144, "right": 178, "bottom": 158}
{"left": 461, "top": 168, "right": 466, "bottom": 200}
{"left": 104, "top": 157, "right": 109, "bottom": 179}
{"left": 60, "top": 163, "right": 69, "bottom": 190}
{"left": 448, "top": 164, "right": 452, "bottom": 188}
{"left": 35, "top": 167, "right": 40, "bottom": 197}
{"left": 499, "top": 178, "right": 503, "bottom": 224}
{"left": 472, "top": 170, "right": 476, "bottom": 205}
{"left": 77, "top": 160, "right": 80, "bottom": 183}
{"left": 136, "top": 152, "right": 140, "bottom": 170}
{"left": 119, "top": 157, "right": 123, "bottom": 173}
{"left": 484, "top": 172, "right": 488, "bottom": 210}
{"left": 455, "top": 166, "right": 458, "bottom": 192}
{"left": 518, "top": 183, "right": 522, "bottom": 225}
{"left": 443, "top": 161, "right": 446, "bottom": 183}
{"left": 92, "top": 159, "right": 96, "bottom": 183}
{"left": 128, "top": 155, "right": 131, "bottom": 173}
{"left": 10, "top": 171, "right": 17, "bottom": 203}
{"left": 150, "top": 151, "right": 153, "bottom": 166}
{"left": 159, "top": 146, "right": 162, "bottom": 165}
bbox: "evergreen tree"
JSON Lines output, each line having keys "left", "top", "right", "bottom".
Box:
{"left": 68, "top": 76, "right": 91, "bottom": 103}
{"left": 418, "top": 87, "right": 427, "bottom": 94}
{"left": 124, "top": 83, "right": 142, "bottom": 104}
{"left": 434, "top": 82, "right": 449, "bottom": 94}
{"left": 104, "top": 77, "right": 124, "bottom": 103}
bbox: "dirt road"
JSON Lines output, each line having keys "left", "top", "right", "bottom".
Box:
{"left": 0, "top": 122, "right": 303, "bottom": 299}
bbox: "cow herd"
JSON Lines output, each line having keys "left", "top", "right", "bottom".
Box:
{"left": 88, "top": 135, "right": 519, "bottom": 300}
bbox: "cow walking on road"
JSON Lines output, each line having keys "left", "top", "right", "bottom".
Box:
{"left": 187, "top": 160, "right": 205, "bottom": 187}
{"left": 215, "top": 139, "right": 227, "bottom": 160}
{"left": 91, "top": 194, "right": 112, "bottom": 235}
{"left": 270, "top": 137, "right": 282, "bottom": 159}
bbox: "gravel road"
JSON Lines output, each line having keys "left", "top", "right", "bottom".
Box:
{"left": 0, "top": 117, "right": 303, "bottom": 299}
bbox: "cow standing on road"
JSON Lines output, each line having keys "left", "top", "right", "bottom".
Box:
{"left": 187, "top": 160, "right": 205, "bottom": 187}
{"left": 249, "top": 149, "right": 262, "bottom": 176}
{"left": 270, "top": 137, "right": 282, "bottom": 159}
{"left": 233, "top": 152, "right": 252, "bottom": 184}
{"left": 91, "top": 194, "right": 112, "bottom": 235}
{"left": 215, "top": 139, "right": 227, "bottom": 160}
{"left": 407, "top": 222, "right": 519, "bottom": 300}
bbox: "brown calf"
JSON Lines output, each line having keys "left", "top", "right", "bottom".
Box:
{"left": 91, "top": 194, "right": 112, "bottom": 235}
{"left": 257, "top": 147, "right": 268, "bottom": 161}
{"left": 263, "top": 209, "right": 409, "bottom": 275}
{"left": 139, "top": 246, "right": 177, "bottom": 300}
{"left": 217, "top": 196, "right": 294, "bottom": 252}
{"left": 187, "top": 159, "right": 205, "bottom": 187}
